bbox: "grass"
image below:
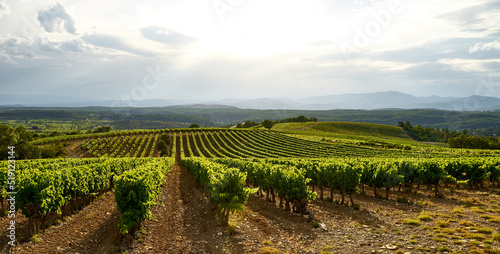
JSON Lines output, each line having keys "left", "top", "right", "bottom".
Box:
{"left": 460, "top": 197, "right": 484, "bottom": 207}
{"left": 320, "top": 246, "right": 336, "bottom": 254}
{"left": 415, "top": 247, "right": 431, "bottom": 251}
{"left": 435, "top": 220, "right": 450, "bottom": 228}
{"left": 468, "top": 240, "right": 481, "bottom": 246}
{"left": 31, "top": 233, "right": 42, "bottom": 243}
{"left": 452, "top": 207, "right": 465, "bottom": 215}
{"left": 470, "top": 206, "right": 486, "bottom": 213}
{"left": 489, "top": 216, "right": 500, "bottom": 223}
{"left": 463, "top": 233, "right": 487, "bottom": 240}
{"left": 459, "top": 220, "right": 475, "bottom": 226}
{"left": 484, "top": 247, "right": 500, "bottom": 254}
{"left": 481, "top": 214, "right": 494, "bottom": 220}
{"left": 433, "top": 237, "right": 447, "bottom": 243}
{"left": 418, "top": 210, "right": 434, "bottom": 221}
{"left": 402, "top": 219, "right": 421, "bottom": 226}
{"left": 470, "top": 227, "right": 494, "bottom": 234}
{"left": 437, "top": 246, "right": 451, "bottom": 252}
{"left": 393, "top": 228, "right": 402, "bottom": 235}
{"left": 440, "top": 228, "right": 462, "bottom": 234}
{"left": 259, "top": 247, "right": 281, "bottom": 254}
{"left": 468, "top": 248, "right": 484, "bottom": 254}
{"left": 492, "top": 233, "right": 500, "bottom": 242}
{"left": 272, "top": 121, "right": 442, "bottom": 150}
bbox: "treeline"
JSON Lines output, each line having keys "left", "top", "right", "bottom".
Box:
{"left": 0, "top": 110, "right": 80, "bottom": 120}
{"left": 398, "top": 121, "right": 461, "bottom": 142}
{"left": 278, "top": 116, "right": 318, "bottom": 123}
{"left": 236, "top": 116, "right": 317, "bottom": 128}
{"left": 112, "top": 120, "right": 189, "bottom": 130}
{"left": 448, "top": 135, "right": 500, "bottom": 150}
{"left": 0, "top": 124, "right": 66, "bottom": 160}
{"left": 399, "top": 121, "right": 500, "bottom": 150}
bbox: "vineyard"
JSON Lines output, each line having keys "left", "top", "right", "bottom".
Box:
{"left": 1, "top": 126, "right": 499, "bottom": 253}
{"left": 71, "top": 129, "right": 498, "bottom": 159}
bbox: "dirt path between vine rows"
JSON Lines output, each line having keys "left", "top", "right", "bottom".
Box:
{"left": 11, "top": 191, "right": 120, "bottom": 254}
{"left": 135, "top": 162, "right": 244, "bottom": 253}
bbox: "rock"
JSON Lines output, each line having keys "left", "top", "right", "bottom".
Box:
{"left": 383, "top": 244, "right": 397, "bottom": 250}
{"left": 320, "top": 223, "right": 328, "bottom": 231}
{"left": 217, "top": 232, "right": 223, "bottom": 236}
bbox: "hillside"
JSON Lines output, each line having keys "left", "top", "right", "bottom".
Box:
{"left": 3, "top": 107, "right": 500, "bottom": 132}
{"left": 273, "top": 122, "right": 410, "bottom": 140}
{"left": 270, "top": 121, "right": 435, "bottom": 150}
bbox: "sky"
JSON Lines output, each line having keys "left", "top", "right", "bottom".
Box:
{"left": 0, "top": 0, "right": 499, "bottom": 103}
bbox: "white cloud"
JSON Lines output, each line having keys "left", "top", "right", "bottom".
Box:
{"left": 439, "top": 58, "right": 500, "bottom": 73}
{"left": 469, "top": 40, "right": 500, "bottom": 53}
{"left": 0, "top": 0, "right": 11, "bottom": 18}
{"left": 37, "top": 3, "right": 76, "bottom": 34}
{"left": 0, "top": 35, "right": 94, "bottom": 65}
{"left": 139, "top": 26, "right": 195, "bottom": 46}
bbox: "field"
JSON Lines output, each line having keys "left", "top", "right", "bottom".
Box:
{"left": 1, "top": 122, "right": 500, "bottom": 254}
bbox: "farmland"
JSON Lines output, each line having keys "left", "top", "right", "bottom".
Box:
{"left": 0, "top": 122, "right": 499, "bottom": 253}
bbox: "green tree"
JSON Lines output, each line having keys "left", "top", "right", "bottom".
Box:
{"left": 0, "top": 124, "right": 19, "bottom": 158}
{"left": 16, "top": 140, "right": 41, "bottom": 160}
{"left": 156, "top": 140, "right": 168, "bottom": 156}
{"left": 160, "top": 133, "right": 171, "bottom": 146}
{"left": 262, "top": 119, "right": 274, "bottom": 130}
{"left": 93, "top": 126, "right": 112, "bottom": 133}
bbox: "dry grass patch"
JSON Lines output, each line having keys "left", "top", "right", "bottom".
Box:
{"left": 470, "top": 227, "right": 494, "bottom": 234}
{"left": 459, "top": 220, "right": 475, "bottom": 226}
{"left": 440, "top": 227, "right": 463, "bottom": 234}
{"left": 470, "top": 206, "right": 486, "bottom": 213}
{"left": 418, "top": 210, "right": 434, "bottom": 221}
{"left": 433, "top": 237, "right": 447, "bottom": 243}
{"left": 463, "top": 232, "right": 487, "bottom": 240}
{"left": 259, "top": 246, "right": 281, "bottom": 254}
{"left": 492, "top": 233, "right": 500, "bottom": 242}
{"left": 401, "top": 218, "right": 421, "bottom": 226}
{"left": 481, "top": 214, "right": 494, "bottom": 220}
{"left": 435, "top": 220, "right": 450, "bottom": 228}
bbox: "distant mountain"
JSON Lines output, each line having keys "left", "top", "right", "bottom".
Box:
{"left": 215, "top": 91, "right": 500, "bottom": 111}
{"left": 0, "top": 95, "right": 185, "bottom": 107}
{"left": 1, "top": 91, "right": 499, "bottom": 111}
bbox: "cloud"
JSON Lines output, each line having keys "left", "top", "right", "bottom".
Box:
{"left": 37, "top": 3, "right": 76, "bottom": 34}
{"left": 0, "top": 0, "right": 11, "bottom": 18}
{"left": 81, "top": 33, "right": 153, "bottom": 56}
{"left": 438, "top": 1, "right": 500, "bottom": 24}
{"left": 439, "top": 58, "right": 500, "bottom": 73}
{"left": 61, "top": 38, "right": 93, "bottom": 52}
{"left": 0, "top": 35, "right": 93, "bottom": 65}
{"left": 139, "top": 26, "right": 195, "bottom": 45}
{"left": 469, "top": 40, "right": 500, "bottom": 53}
